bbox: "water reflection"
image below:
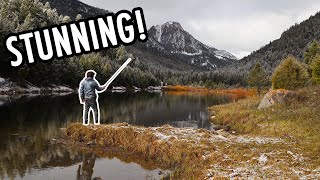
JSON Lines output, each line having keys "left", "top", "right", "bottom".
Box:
{"left": 0, "top": 131, "right": 169, "bottom": 179}
{"left": 0, "top": 91, "right": 234, "bottom": 179}
{"left": 0, "top": 92, "right": 233, "bottom": 130}
{"left": 0, "top": 132, "right": 82, "bottom": 179}
{"left": 76, "top": 153, "right": 96, "bottom": 180}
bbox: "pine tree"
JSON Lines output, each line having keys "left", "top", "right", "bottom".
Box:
{"left": 116, "top": 46, "right": 127, "bottom": 62}
{"left": 310, "top": 54, "right": 320, "bottom": 84}
{"left": 247, "top": 62, "right": 268, "bottom": 95}
{"left": 304, "top": 40, "right": 320, "bottom": 65}
{"left": 75, "top": 14, "right": 82, "bottom": 21}
{"left": 0, "top": 0, "right": 10, "bottom": 18}
{"left": 20, "top": 0, "right": 33, "bottom": 21}
{"left": 272, "top": 56, "right": 309, "bottom": 90}
{"left": 62, "top": 16, "right": 71, "bottom": 23}
{"left": 18, "top": 13, "right": 35, "bottom": 31}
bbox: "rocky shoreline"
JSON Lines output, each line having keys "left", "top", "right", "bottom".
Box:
{"left": 0, "top": 77, "right": 74, "bottom": 95}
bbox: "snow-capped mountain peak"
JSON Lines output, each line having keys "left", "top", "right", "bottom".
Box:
{"left": 147, "top": 21, "right": 237, "bottom": 70}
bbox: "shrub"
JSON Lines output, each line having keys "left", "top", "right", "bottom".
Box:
{"left": 304, "top": 40, "right": 320, "bottom": 65}
{"left": 272, "top": 56, "right": 309, "bottom": 90}
{"left": 310, "top": 54, "right": 320, "bottom": 84}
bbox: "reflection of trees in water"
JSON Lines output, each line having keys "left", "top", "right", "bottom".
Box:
{"left": 99, "top": 92, "right": 159, "bottom": 124}
{"left": 0, "top": 133, "right": 83, "bottom": 179}
{"left": 1, "top": 94, "right": 81, "bottom": 130}
{"left": 99, "top": 92, "right": 233, "bottom": 127}
{"left": 1, "top": 92, "right": 233, "bottom": 129}
{"left": 0, "top": 133, "right": 168, "bottom": 180}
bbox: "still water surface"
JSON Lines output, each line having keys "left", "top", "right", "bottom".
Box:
{"left": 0, "top": 91, "right": 234, "bottom": 179}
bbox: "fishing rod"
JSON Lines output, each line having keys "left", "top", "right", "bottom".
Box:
{"left": 100, "top": 58, "right": 132, "bottom": 92}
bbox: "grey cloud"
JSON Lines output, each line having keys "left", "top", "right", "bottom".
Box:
{"left": 80, "top": 0, "right": 320, "bottom": 53}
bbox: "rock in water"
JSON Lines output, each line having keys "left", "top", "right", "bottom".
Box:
{"left": 258, "top": 89, "right": 292, "bottom": 109}
{"left": 0, "top": 78, "right": 6, "bottom": 86}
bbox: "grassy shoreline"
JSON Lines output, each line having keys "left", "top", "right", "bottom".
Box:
{"left": 65, "top": 86, "right": 320, "bottom": 179}
{"left": 209, "top": 86, "right": 320, "bottom": 167}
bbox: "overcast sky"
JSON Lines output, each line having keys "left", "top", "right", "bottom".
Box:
{"left": 81, "top": 0, "right": 320, "bottom": 55}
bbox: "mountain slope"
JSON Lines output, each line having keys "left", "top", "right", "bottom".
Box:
{"left": 145, "top": 21, "right": 237, "bottom": 70}
{"left": 222, "top": 11, "right": 320, "bottom": 76}
{"left": 39, "top": 0, "right": 109, "bottom": 19}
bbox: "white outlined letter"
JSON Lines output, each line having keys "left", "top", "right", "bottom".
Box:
{"left": 98, "top": 17, "right": 118, "bottom": 47}
{"left": 117, "top": 13, "right": 135, "bottom": 43}
{"left": 52, "top": 25, "right": 72, "bottom": 57}
{"left": 88, "top": 20, "right": 100, "bottom": 50}
{"left": 19, "top": 32, "right": 34, "bottom": 64}
{"left": 6, "top": 36, "right": 23, "bottom": 67}
{"left": 34, "top": 30, "right": 53, "bottom": 61}
{"left": 70, "top": 22, "right": 90, "bottom": 53}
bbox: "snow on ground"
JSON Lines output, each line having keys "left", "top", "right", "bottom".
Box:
{"left": 214, "top": 50, "right": 238, "bottom": 60}
{"left": 155, "top": 25, "right": 162, "bottom": 43}
{"left": 80, "top": 123, "right": 319, "bottom": 179}
{"left": 180, "top": 50, "right": 202, "bottom": 56}
{"left": 0, "top": 78, "right": 74, "bottom": 95}
{"left": 0, "top": 77, "right": 5, "bottom": 85}
{"left": 235, "top": 136, "right": 283, "bottom": 144}
{"left": 258, "top": 154, "right": 268, "bottom": 164}
{"left": 232, "top": 51, "right": 251, "bottom": 59}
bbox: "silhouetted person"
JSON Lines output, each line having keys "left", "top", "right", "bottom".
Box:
{"left": 79, "top": 70, "right": 106, "bottom": 125}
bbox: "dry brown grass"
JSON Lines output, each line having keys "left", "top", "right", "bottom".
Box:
{"left": 66, "top": 123, "right": 210, "bottom": 179}
{"left": 66, "top": 119, "right": 320, "bottom": 179}
{"left": 163, "top": 85, "right": 209, "bottom": 92}
{"left": 163, "top": 86, "right": 256, "bottom": 101}
{"left": 209, "top": 85, "right": 320, "bottom": 171}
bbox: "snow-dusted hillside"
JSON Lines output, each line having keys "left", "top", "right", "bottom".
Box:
{"left": 39, "top": 0, "right": 109, "bottom": 19}
{"left": 232, "top": 51, "right": 251, "bottom": 60}
{"left": 214, "top": 50, "right": 238, "bottom": 60}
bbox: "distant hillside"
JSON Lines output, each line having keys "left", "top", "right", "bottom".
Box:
{"left": 39, "top": 0, "right": 109, "bottom": 19}
{"left": 222, "top": 11, "right": 320, "bottom": 76}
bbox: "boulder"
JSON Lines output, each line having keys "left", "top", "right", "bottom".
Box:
{"left": 0, "top": 78, "right": 6, "bottom": 86}
{"left": 258, "top": 89, "right": 292, "bottom": 109}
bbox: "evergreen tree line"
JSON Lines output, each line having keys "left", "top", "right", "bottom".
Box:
{"left": 247, "top": 40, "right": 320, "bottom": 92}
